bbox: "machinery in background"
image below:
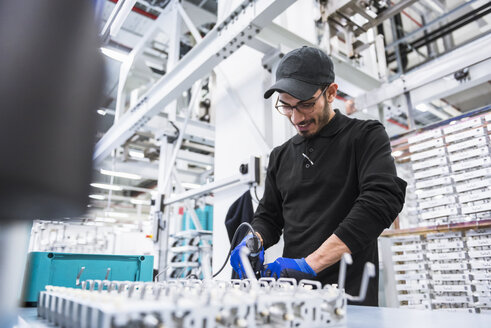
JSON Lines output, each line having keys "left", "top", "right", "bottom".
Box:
{"left": 37, "top": 253, "right": 375, "bottom": 328}
{"left": 22, "top": 252, "right": 153, "bottom": 306}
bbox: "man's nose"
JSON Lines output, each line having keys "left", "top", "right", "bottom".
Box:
{"left": 290, "top": 107, "right": 305, "bottom": 125}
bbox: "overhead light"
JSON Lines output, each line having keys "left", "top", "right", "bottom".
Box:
{"left": 415, "top": 103, "right": 430, "bottom": 112}
{"left": 391, "top": 150, "right": 404, "bottom": 157}
{"left": 128, "top": 149, "right": 145, "bottom": 159}
{"left": 100, "top": 47, "right": 128, "bottom": 62}
{"left": 90, "top": 183, "right": 123, "bottom": 191}
{"left": 97, "top": 109, "right": 106, "bottom": 116}
{"left": 89, "top": 194, "right": 106, "bottom": 200}
{"left": 100, "top": 169, "right": 141, "bottom": 180}
{"left": 130, "top": 199, "right": 151, "bottom": 205}
{"left": 181, "top": 182, "right": 201, "bottom": 189}
{"left": 95, "top": 217, "right": 117, "bottom": 223}
{"left": 104, "top": 211, "right": 129, "bottom": 218}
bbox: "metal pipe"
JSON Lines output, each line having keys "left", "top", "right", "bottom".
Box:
{"left": 385, "top": 0, "right": 477, "bottom": 50}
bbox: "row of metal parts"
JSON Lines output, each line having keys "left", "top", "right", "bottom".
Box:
{"left": 37, "top": 278, "right": 347, "bottom": 328}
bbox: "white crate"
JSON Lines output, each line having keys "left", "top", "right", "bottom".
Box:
{"left": 391, "top": 243, "right": 423, "bottom": 252}
{"left": 397, "top": 293, "right": 429, "bottom": 302}
{"left": 432, "top": 295, "right": 473, "bottom": 304}
{"left": 472, "top": 284, "right": 491, "bottom": 293}
{"left": 426, "top": 251, "right": 466, "bottom": 261}
{"left": 467, "top": 229, "right": 491, "bottom": 237}
{"left": 467, "top": 238, "right": 491, "bottom": 247}
{"left": 416, "top": 186, "right": 454, "bottom": 199}
{"left": 426, "top": 241, "right": 464, "bottom": 250}
{"left": 396, "top": 283, "right": 429, "bottom": 291}
{"left": 448, "top": 147, "right": 489, "bottom": 163}
{"left": 414, "top": 166, "right": 450, "bottom": 180}
{"left": 452, "top": 167, "right": 491, "bottom": 182}
{"left": 468, "top": 250, "right": 491, "bottom": 258}
{"left": 392, "top": 253, "right": 425, "bottom": 262}
{"left": 396, "top": 273, "right": 428, "bottom": 280}
{"left": 433, "top": 284, "right": 472, "bottom": 293}
{"left": 475, "top": 296, "right": 491, "bottom": 306}
{"left": 412, "top": 157, "right": 448, "bottom": 171}
{"left": 486, "top": 114, "right": 491, "bottom": 122}
{"left": 430, "top": 262, "right": 468, "bottom": 271}
{"left": 411, "top": 147, "right": 446, "bottom": 162}
{"left": 432, "top": 273, "right": 470, "bottom": 281}
{"left": 461, "top": 202, "right": 491, "bottom": 215}
{"left": 472, "top": 272, "right": 491, "bottom": 281}
{"left": 447, "top": 136, "right": 487, "bottom": 153}
{"left": 394, "top": 263, "right": 427, "bottom": 271}
{"left": 455, "top": 179, "right": 491, "bottom": 193}
{"left": 469, "top": 261, "right": 491, "bottom": 269}
{"left": 445, "top": 127, "right": 485, "bottom": 143}
{"left": 444, "top": 118, "right": 483, "bottom": 135}
{"left": 421, "top": 207, "right": 459, "bottom": 220}
{"left": 419, "top": 196, "right": 455, "bottom": 210}
{"left": 408, "top": 129, "right": 443, "bottom": 144}
{"left": 451, "top": 157, "right": 491, "bottom": 172}
{"left": 415, "top": 176, "right": 452, "bottom": 189}
{"left": 426, "top": 231, "right": 463, "bottom": 239}
{"left": 410, "top": 138, "right": 444, "bottom": 153}
{"left": 459, "top": 190, "right": 491, "bottom": 204}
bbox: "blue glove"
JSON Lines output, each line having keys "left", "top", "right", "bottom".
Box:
{"left": 230, "top": 235, "right": 264, "bottom": 279}
{"left": 262, "top": 257, "right": 317, "bottom": 280}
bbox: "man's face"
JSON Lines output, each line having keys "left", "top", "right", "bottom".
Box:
{"left": 278, "top": 84, "right": 337, "bottom": 138}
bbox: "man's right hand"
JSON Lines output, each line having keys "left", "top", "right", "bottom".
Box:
{"left": 230, "top": 234, "right": 264, "bottom": 279}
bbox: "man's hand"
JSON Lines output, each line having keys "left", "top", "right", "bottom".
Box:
{"left": 262, "top": 257, "right": 317, "bottom": 281}
{"left": 230, "top": 235, "right": 264, "bottom": 279}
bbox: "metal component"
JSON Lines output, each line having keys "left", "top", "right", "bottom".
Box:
{"left": 38, "top": 274, "right": 358, "bottom": 327}
{"left": 164, "top": 156, "right": 260, "bottom": 205}
{"left": 355, "top": 33, "right": 491, "bottom": 110}
{"left": 75, "top": 267, "right": 85, "bottom": 286}
{"left": 104, "top": 268, "right": 111, "bottom": 280}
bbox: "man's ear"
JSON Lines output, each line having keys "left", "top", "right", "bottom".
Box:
{"left": 326, "top": 83, "right": 338, "bottom": 103}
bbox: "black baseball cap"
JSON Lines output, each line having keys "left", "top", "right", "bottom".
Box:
{"left": 264, "top": 46, "right": 335, "bottom": 101}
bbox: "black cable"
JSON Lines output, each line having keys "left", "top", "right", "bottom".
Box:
{"left": 212, "top": 222, "right": 258, "bottom": 278}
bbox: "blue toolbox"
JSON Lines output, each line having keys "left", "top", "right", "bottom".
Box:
{"left": 22, "top": 252, "right": 153, "bottom": 305}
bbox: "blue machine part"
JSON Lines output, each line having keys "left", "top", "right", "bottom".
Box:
{"left": 22, "top": 252, "right": 153, "bottom": 305}
{"left": 181, "top": 205, "right": 213, "bottom": 231}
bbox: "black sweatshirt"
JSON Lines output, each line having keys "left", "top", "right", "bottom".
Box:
{"left": 252, "top": 109, "right": 407, "bottom": 306}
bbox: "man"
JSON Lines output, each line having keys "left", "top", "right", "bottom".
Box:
{"left": 231, "top": 46, "right": 406, "bottom": 306}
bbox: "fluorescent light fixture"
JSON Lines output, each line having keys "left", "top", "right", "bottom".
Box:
{"left": 86, "top": 221, "right": 104, "bottom": 226}
{"left": 130, "top": 199, "right": 151, "bottom": 205}
{"left": 95, "top": 217, "right": 117, "bottom": 223}
{"left": 90, "top": 183, "right": 123, "bottom": 191}
{"left": 100, "top": 169, "right": 141, "bottom": 180}
{"left": 100, "top": 47, "right": 128, "bottom": 62}
{"left": 181, "top": 182, "right": 201, "bottom": 189}
{"left": 415, "top": 103, "right": 430, "bottom": 112}
{"left": 104, "top": 211, "right": 129, "bottom": 218}
{"left": 89, "top": 194, "right": 106, "bottom": 200}
{"left": 391, "top": 150, "right": 404, "bottom": 157}
{"left": 128, "top": 149, "right": 145, "bottom": 159}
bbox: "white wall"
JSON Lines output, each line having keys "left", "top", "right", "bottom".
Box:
{"left": 212, "top": 0, "right": 316, "bottom": 279}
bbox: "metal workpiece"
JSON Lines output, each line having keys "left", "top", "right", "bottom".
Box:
{"left": 37, "top": 278, "right": 347, "bottom": 328}
{"left": 37, "top": 254, "right": 374, "bottom": 328}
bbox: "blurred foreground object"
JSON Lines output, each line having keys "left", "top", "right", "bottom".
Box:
{"left": 0, "top": 0, "right": 103, "bottom": 326}
{"left": 0, "top": 0, "right": 103, "bottom": 222}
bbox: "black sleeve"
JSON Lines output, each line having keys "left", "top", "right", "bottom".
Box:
{"left": 334, "top": 121, "right": 407, "bottom": 253}
{"left": 251, "top": 150, "right": 284, "bottom": 249}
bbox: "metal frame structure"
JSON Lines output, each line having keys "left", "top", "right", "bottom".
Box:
{"left": 93, "top": 0, "right": 297, "bottom": 165}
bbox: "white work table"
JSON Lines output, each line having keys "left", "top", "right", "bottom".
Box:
{"left": 17, "top": 305, "right": 491, "bottom": 327}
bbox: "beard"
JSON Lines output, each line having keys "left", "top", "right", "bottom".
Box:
{"left": 297, "top": 102, "right": 332, "bottom": 139}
